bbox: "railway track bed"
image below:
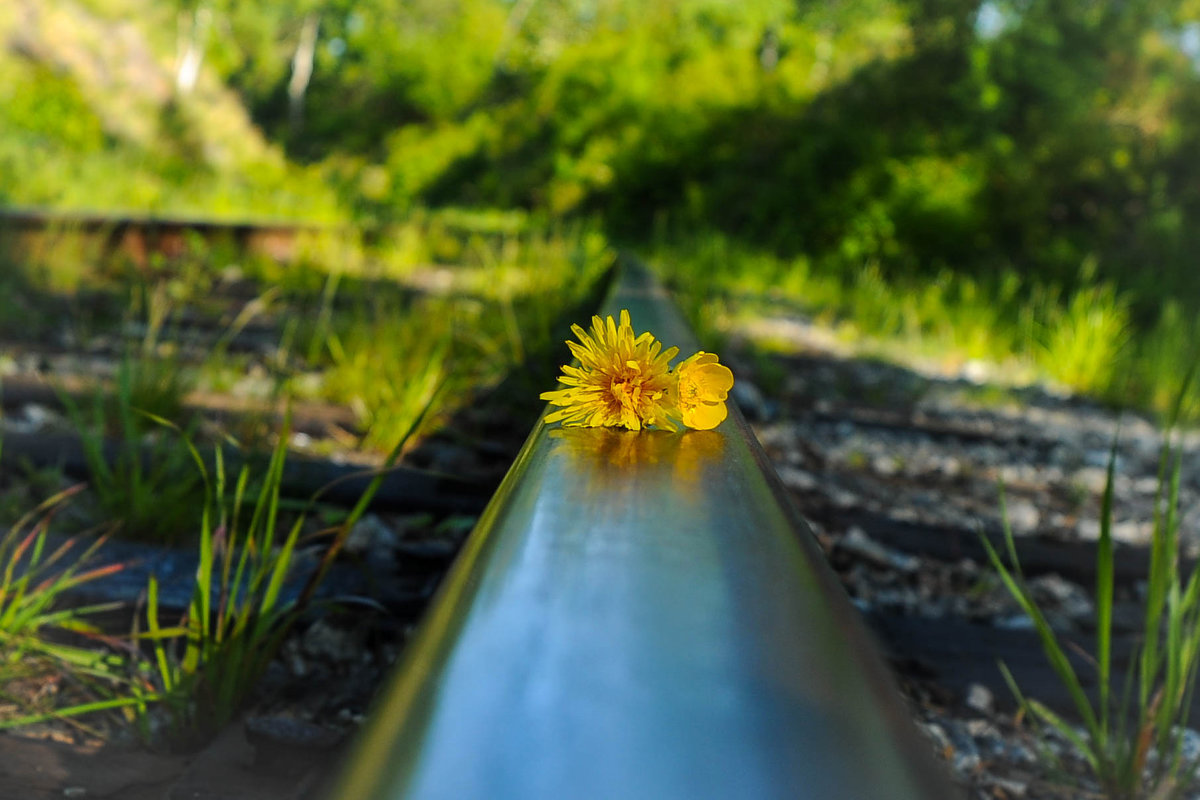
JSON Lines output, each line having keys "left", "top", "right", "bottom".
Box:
{"left": 2, "top": 222, "right": 1198, "bottom": 797}
{"left": 3, "top": 350, "right": 1191, "bottom": 798}
{"left": 732, "top": 325, "right": 1200, "bottom": 798}
{"left": 0, "top": 381, "right": 524, "bottom": 800}
{"left": 7, "top": 345, "right": 1158, "bottom": 799}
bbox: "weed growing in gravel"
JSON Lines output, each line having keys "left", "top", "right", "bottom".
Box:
{"left": 133, "top": 425, "right": 308, "bottom": 745}
{"left": 986, "top": 405, "right": 1200, "bottom": 798}
{"left": 61, "top": 356, "right": 203, "bottom": 544}
{"left": 133, "top": 407, "right": 417, "bottom": 747}
{"left": 318, "top": 299, "right": 452, "bottom": 452}
{"left": 0, "top": 481, "right": 145, "bottom": 730}
{"left": 1035, "top": 280, "right": 1131, "bottom": 399}
{"left": 294, "top": 221, "right": 611, "bottom": 451}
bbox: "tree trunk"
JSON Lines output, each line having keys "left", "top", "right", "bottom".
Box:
{"left": 288, "top": 13, "right": 320, "bottom": 135}
{"left": 175, "top": 5, "right": 212, "bottom": 95}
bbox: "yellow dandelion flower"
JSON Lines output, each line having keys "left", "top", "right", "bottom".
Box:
{"left": 673, "top": 351, "right": 734, "bottom": 430}
{"left": 540, "top": 309, "right": 680, "bottom": 430}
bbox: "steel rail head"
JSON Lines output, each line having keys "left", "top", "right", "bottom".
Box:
{"left": 328, "top": 257, "right": 959, "bottom": 800}
{"left": 0, "top": 205, "right": 332, "bottom": 231}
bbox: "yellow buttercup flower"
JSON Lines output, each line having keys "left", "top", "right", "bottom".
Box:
{"left": 540, "top": 309, "right": 680, "bottom": 430}
{"left": 673, "top": 351, "right": 734, "bottom": 430}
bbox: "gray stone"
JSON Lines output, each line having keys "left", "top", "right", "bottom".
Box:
{"left": 301, "top": 620, "right": 364, "bottom": 663}
{"left": 993, "top": 613, "right": 1036, "bottom": 631}
{"left": 343, "top": 513, "right": 400, "bottom": 556}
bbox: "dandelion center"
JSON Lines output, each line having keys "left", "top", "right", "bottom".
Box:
{"left": 613, "top": 374, "right": 642, "bottom": 406}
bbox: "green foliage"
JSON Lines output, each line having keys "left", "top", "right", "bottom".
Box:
{"left": 319, "top": 299, "right": 452, "bottom": 452}
{"left": 1036, "top": 279, "right": 1132, "bottom": 398}
{"left": 650, "top": 228, "right": 1199, "bottom": 419}
{"left": 292, "top": 218, "right": 611, "bottom": 450}
{"left": 9, "top": 0, "right": 1200, "bottom": 412}
{"left": 0, "top": 0, "right": 340, "bottom": 218}
{"left": 61, "top": 357, "right": 204, "bottom": 544}
{"left": 134, "top": 398, "right": 425, "bottom": 746}
{"left": 985, "top": 412, "right": 1200, "bottom": 798}
{"left": 14, "top": 0, "right": 1200, "bottom": 320}
{"left": 1125, "top": 302, "right": 1200, "bottom": 420}
{"left": 0, "top": 61, "right": 106, "bottom": 155}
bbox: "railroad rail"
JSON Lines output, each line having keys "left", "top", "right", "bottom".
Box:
{"left": 0, "top": 206, "right": 329, "bottom": 265}
{"left": 328, "top": 258, "right": 958, "bottom": 799}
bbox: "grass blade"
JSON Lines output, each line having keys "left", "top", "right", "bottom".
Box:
{"left": 1096, "top": 435, "right": 1118, "bottom": 741}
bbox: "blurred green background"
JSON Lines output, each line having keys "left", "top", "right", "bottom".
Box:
{"left": 3, "top": 0, "right": 1200, "bottom": 415}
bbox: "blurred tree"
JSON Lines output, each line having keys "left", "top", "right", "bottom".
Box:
{"left": 14, "top": 0, "right": 1200, "bottom": 317}
{"left": 287, "top": 10, "right": 319, "bottom": 134}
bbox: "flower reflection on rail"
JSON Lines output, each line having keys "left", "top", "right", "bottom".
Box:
{"left": 548, "top": 427, "right": 725, "bottom": 485}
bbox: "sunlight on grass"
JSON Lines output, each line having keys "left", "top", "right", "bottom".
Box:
{"left": 650, "top": 230, "right": 1198, "bottom": 421}
{"left": 318, "top": 304, "right": 452, "bottom": 452}
{"left": 7, "top": 212, "right": 611, "bottom": 459}
{"left": 288, "top": 217, "right": 612, "bottom": 451}
{"left": 1036, "top": 282, "right": 1132, "bottom": 398}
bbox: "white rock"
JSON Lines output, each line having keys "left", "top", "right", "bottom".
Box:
{"left": 961, "top": 360, "right": 990, "bottom": 384}
{"left": 989, "top": 776, "right": 1028, "bottom": 797}
{"left": 1004, "top": 499, "right": 1040, "bottom": 534}
{"left": 1113, "top": 519, "right": 1147, "bottom": 544}
{"left": 1177, "top": 727, "right": 1200, "bottom": 762}
{"left": 776, "top": 465, "right": 818, "bottom": 492}
{"left": 1076, "top": 517, "right": 1102, "bottom": 541}
{"left": 965, "top": 683, "right": 994, "bottom": 714}
{"left": 872, "top": 455, "right": 898, "bottom": 476}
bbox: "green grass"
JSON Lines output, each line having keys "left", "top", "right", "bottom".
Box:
{"left": 0, "top": 481, "right": 146, "bottom": 731}
{"left": 61, "top": 356, "right": 204, "bottom": 545}
{"left": 316, "top": 300, "right": 453, "bottom": 452}
{"left": 0, "top": 0, "right": 340, "bottom": 222}
{"left": 985, "top": 388, "right": 1200, "bottom": 797}
{"left": 0, "top": 212, "right": 612, "bottom": 741}
{"left": 648, "top": 230, "right": 1198, "bottom": 422}
{"left": 6, "top": 207, "right": 612, "bottom": 472}
{"left": 132, "top": 400, "right": 425, "bottom": 748}
{"left": 1032, "top": 266, "right": 1133, "bottom": 399}
{"left": 0, "top": 212, "right": 611, "bottom": 741}
{"left": 132, "top": 425, "right": 307, "bottom": 745}
{"left": 280, "top": 217, "right": 614, "bottom": 451}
